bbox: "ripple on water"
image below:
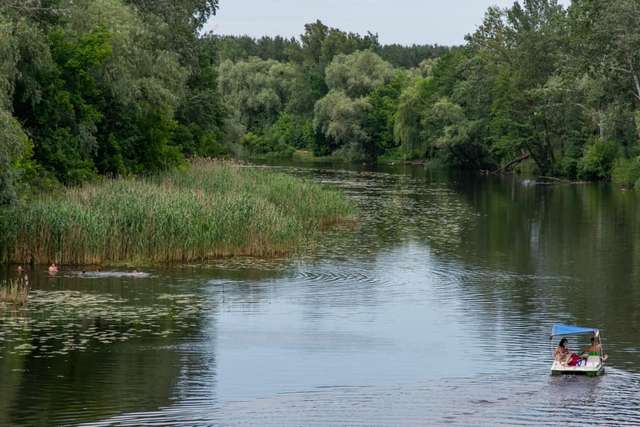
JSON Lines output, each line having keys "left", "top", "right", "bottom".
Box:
{"left": 2, "top": 164, "right": 640, "bottom": 426}
{"left": 71, "top": 369, "right": 640, "bottom": 426}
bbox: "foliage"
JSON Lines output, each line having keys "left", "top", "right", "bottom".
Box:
{"left": 0, "top": 110, "right": 30, "bottom": 205}
{"left": 3, "top": 0, "right": 640, "bottom": 194}
{"left": 0, "top": 160, "right": 354, "bottom": 264}
{"left": 313, "top": 90, "right": 371, "bottom": 160}
{"left": 239, "top": 131, "right": 294, "bottom": 159}
{"left": 612, "top": 157, "right": 640, "bottom": 189}
{"left": 312, "top": 51, "right": 401, "bottom": 160}
{"left": 265, "top": 113, "right": 314, "bottom": 149}
{"left": 378, "top": 43, "right": 450, "bottom": 68}
{"left": 324, "top": 50, "right": 395, "bottom": 98}
{"left": 218, "top": 58, "right": 301, "bottom": 132}
{"left": 0, "top": 0, "right": 223, "bottom": 202}
{"left": 578, "top": 140, "right": 619, "bottom": 181}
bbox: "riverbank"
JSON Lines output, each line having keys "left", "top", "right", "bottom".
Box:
{"left": 0, "top": 160, "right": 355, "bottom": 265}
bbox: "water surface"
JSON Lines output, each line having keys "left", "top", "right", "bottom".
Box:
{"left": 1, "top": 164, "right": 640, "bottom": 426}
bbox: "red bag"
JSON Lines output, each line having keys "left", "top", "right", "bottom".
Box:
{"left": 568, "top": 354, "right": 582, "bottom": 366}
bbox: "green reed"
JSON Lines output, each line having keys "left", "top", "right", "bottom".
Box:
{"left": 0, "top": 160, "right": 355, "bottom": 265}
{"left": 0, "top": 277, "right": 30, "bottom": 306}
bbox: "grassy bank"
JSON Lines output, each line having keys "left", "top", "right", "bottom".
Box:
{"left": 0, "top": 160, "right": 355, "bottom": 265}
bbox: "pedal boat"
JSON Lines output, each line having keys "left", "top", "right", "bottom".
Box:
{"left": 550, "top": 324, "right": 605, "bottom": 377}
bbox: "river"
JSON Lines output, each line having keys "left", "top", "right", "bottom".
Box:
{"left": 1, "top": 163, "right": 640, "bottom": 426}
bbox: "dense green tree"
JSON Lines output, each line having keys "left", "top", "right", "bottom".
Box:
{"left": 468, "top": 0, "right": 568, "bottom": 175}
{"left": 0, "top": 111, "right": 30, "bottom": 205}
{"left": 211, "top": 35, "right": 302, "bottom": 63}
{"left": 378, "top": 43, "right": 450, "bottom": 68}
{"left": 0, "top": 0, "right": 219, "bottom": 190}
{"left": 313, "top": 51, "right": 398, "bottom": 160}
{"left": 300, "top": 21, "right": 379, "bottom": 71}
{"left": 0, "top": 16, "right": 28, "bottom": 204}
{"left": 325, "top": 50, "right": 395, "bottom": 98}
{"left": 364, "top": 73, "right": 408, "bottom": 157}
{"left": 125, "top": 0, "right": 219, "bottom": 65}
{"left": 218, "top": 58, "right": 301, "bottom": 132}
{"left": 313, "top": 90, "right": 371, "bottom": 159}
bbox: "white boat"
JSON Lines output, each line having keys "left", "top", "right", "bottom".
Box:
{"left": 550, "top": 324, "right": 606, "bottom": 377}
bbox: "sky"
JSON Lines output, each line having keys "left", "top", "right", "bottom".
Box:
{"left": 203, "top": 0, "right": 572, "bottom": 46}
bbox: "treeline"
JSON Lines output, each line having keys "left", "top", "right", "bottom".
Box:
{"left": 211, "top": 21, "right": 449, "bottom": 161}
{"left": 210, "top": 30, "right": 448, "bottom": 68}
{"left": 3, "top": 1, "right": 640, "bottom": 207}
{"left": 213, "top": 1, "right": 640, "bottom": 186}
{"left": 0, "top": 2, "right": 448, "bottom": 205}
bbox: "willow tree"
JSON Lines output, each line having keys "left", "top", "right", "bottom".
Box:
{"left": 324, "top": 50, "right": 395, "bottom": 98}
{"left": 218, "top": 58, "right": 302, "bottom": 133}
{"left": 313, "top": 51, "right": 396, "bottom": 159}
{"left": 313, "top": 89, "right": 371, "bottom": 159}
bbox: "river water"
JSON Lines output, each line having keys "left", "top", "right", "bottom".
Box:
{"left": 1, "top": 163, "right": 640, "bottom": 426}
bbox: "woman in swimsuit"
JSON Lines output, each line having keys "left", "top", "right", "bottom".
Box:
{"left": 555, "top": 338, "right": 583, "bottom": 366}
{"left": 555, "top": 338, "right": 571, "bottom": 365}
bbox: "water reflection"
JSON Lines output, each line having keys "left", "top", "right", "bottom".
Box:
{"left": 1, "top": 163, "right": 640, "bottom": 426}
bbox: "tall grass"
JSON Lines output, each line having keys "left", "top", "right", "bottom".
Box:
{"left": 0, "top": 160, "right": 355, "bottom": 264}
{"left": 0, "top": 277, "right": 30, "bottom": 306}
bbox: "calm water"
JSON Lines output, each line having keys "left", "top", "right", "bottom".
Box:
{"left": 1, "top": 164, "right": 640, "bottom": 426}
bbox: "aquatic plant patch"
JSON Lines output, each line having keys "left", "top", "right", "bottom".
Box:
{"left": 0, "top": 277, "right": 30, "bottom": 306}
{"left": 0, "top": 160, "right": 355, "bottom": 265}
{"left": 0, "top": 290, "right": 208, "bottom": 358}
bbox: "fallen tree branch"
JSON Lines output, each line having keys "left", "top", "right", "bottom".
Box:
{"left": 492, "top": 153, "right": 530, "bottom": 174}
{"left": 536, "top": 176, "right": 588, "bottom": 185}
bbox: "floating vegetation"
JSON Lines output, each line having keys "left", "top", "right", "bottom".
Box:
{"left": 0, "top": 159, "right": 355, "bottom": 265}
{"left": 0, "top": 277, "right": 30, "bottom": 306}
{"left": 0, "top": 290, "right": 208, "bottom": 359}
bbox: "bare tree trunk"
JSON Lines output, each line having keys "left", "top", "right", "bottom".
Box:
{"left": 626, "top": 54, "right": 640, "bottom": 103}
{"left": 633, "top": 72, "right": 640, "bottom": 103}
{"left": 599, "top": 111, "right": 605, "bottom": 141}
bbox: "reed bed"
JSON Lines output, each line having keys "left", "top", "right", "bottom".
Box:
{"left": 0, "top": 277, "right": 30, "bottom": 306}
{"left": 0, "top": 160, "right": 355, "bottom": 264}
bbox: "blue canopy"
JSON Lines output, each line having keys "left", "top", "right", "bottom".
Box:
{"left": 551, "top": 324, "right": 599, "bottom": 337}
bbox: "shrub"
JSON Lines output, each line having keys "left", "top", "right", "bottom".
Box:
{"left": 612, "top": 157, "right": 640, "bottom": 188}
{"left": 240, "top": 131, "right": 295, "bottom": 159}
{"left": 266, "top": 113, "right": 314, "bottom": 149}
{"left": 577, "top": 139, "right": 619, "bottom": 181}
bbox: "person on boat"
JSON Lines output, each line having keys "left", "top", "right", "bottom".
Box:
{"left": 48, "top": 263, "right": 59, "bottom": 274}
{"left": 555, "top": 338, "right": 570, "bottom": 364}
{"left": 555, "top": 338, "right": 583, "bottom": 366}
{"left": 583, "top": 336, "right": 609, "bottom": 362}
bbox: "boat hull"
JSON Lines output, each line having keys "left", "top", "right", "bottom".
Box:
{"left": 550, "top": 358, "right": 605, "bottom": 377}
{"left": 551, "top": 367, "right": 605, "bottom": 377}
